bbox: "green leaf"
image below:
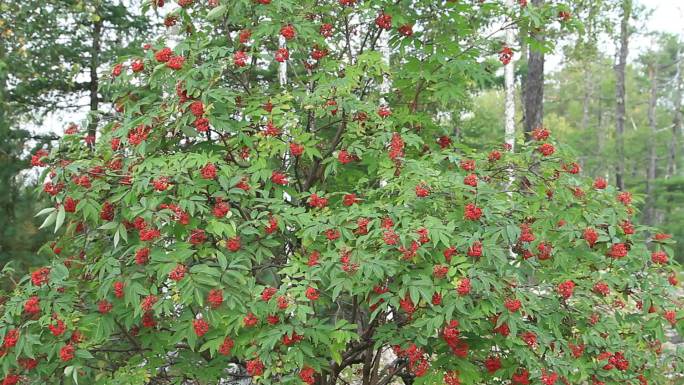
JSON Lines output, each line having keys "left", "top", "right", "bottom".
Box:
{"left": 35, "top": 207, "right": 56, "bottom": 217}
{"left": 50, "top": 263, "right": 69, "bottom": 281}
{"left": 217, "top": 251, "right": 228, "bottom": 270}
{"left": 54, "top": 205, "right": 65, "bottom": 233}
{"left": 39, "top": 210, "right": 57, "bottom": 230}
{"left": 76, "top": 349, "right": 94, "bottom": 359}
{"left": 99, "top": 222, "right": 119, "bottom": 230}
{"left": 206, "top": 4, "right": 227, "bottom": 20}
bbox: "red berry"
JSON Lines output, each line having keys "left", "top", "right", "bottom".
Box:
{"left": 219, "top": 336, "right": 234, "bottom": 355}
{"left": 398, "top": 24, "right": 413, "bottom": 36}
{"left": 234, "top": 51, "right": 248, "bottom": 67}
{"left": 594, "top": 177, "right": 607, "bottom": 189}
{"left": 31, "top": 267, "right": 50, "bottom": 286}
{"left": 499, "top": 46, "right": 513, "bottom": 65}
{"left": 557, "top": 280, "right": 575, "bottom": 299}
{"left": 271, "top": 171, "right": 288, "bottom": 185}
{"left": 246, "top": 358, "right": 265, "bottom": 376}
{"left": 504, "top": 298, "right": 521, "bottom": 312}
{"left": 3, "top": 329, "right": 19, "bottom": 348}
{"left": 166, "top": 55, "right": 185, "bottom": 70}
{"left": 60, "top": 344, "right": 75, "bottom": 362}
{"left": 538, "top": 143, "right": 555, "bottom": 156}
{"left": 464, "top": 203, "right": 482, "bottom": 221}
{"left": 289, "top": 142, "right": 304, "bottom": 156}
{"left": 280, "top": 24, "right": 296, "bottom": 40}
{"left": 320, "top": 23, "right": 333, "bottom": 37}
{"left": 208, "top": 289, "right": 223, "bottom": 309}
{"left": 299, "top": 366, "right": 316, "bottom": 385}
{"left": 305, "top": 287, "right": 319, "bottom": 301}
{"left": 227, "top": 237, "right": 241, "bottom": 252}
{"left": 415, "top": 183, "right": 430, "bottom": 197}
{"left": 98, "top": 300, "right": 113, "bottom": 314}
{"left": 200, "top": 163, "right": 217, "bottom": 179}
{"left": 193, "top": 319, "right": 209, "bottom": 337}
{"left": 275, "top": 47, "right": 289, "bottom": 62}
{"left": 375, "top": 13, "right": 392, "bottom": 30}
{"left": 651, "top": 251, "right": 668, "bottom": 264}
{"left": 155, "top": 47, "right": 173, "bottom": 63}
{"left": 131, "top": 59, "right": 144, "bottom": 73}
{"left": 531, "top": 127, "right": 551, "bottom": 141}
{"left": 24, "top": 296, "right": 40, "bottom": 315}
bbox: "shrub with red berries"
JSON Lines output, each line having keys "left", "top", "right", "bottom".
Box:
{"left": 3, "top": 1, "right": 682, "bottom": 385}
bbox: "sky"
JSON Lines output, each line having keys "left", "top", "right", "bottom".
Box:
{"left": 630, "top": 0, "right": 683, "bottom": 54}
{"left": 34, "top": 0, "right": 684, "bottom": 136}
{"left": 546, "top": 0, "right": 684, "bottom": 71}
{"left": 643, "top": 0, "right": 683, "bottom": 35}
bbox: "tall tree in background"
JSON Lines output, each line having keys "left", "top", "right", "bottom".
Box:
{"left": 0, "top": 4, "right": 70, "bottom": 268}
{"left": 576, "top": 0, "right": 603, "bottom": 168}
{"left": 0, "top": 0, "right": 153, "bottom": 269}
{"left": 523, "top": 0, "right": 546, "bottom": 136}
{"left": 614, "top": 0, "right": 632, "bottom": 190}
{"left": 504, "top": 0, "right": 516, "bottom": 150}
{"left": 644, "top": 55, "right": 658, "bottom": 225}
{"left": 670, "top": 45, "right": 682, "bottom": 178}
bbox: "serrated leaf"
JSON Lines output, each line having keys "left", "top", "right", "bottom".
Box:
{"left": 99, "top": 222, "right": 119, "bottom": 230}
{"left": 35, "top": 207, "right": 56, "bottom": 217}
{"left": 206, "top": 4, "right": 226, "bottom": 20}
{"left": 54, "top": 205, "right": 65, "bottom": 233}
{"left": 39, "top": 211, "right": 57, "bottom": 230}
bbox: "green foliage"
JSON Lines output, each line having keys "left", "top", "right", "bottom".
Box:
{"left": 0, "top": 1, "right": 682, "bottom": 385}
{"left": 466, "top": 35, "right": 684, "bottom": 263}
{"left": 0, "top": 0, "right": 155, "bottom": 271}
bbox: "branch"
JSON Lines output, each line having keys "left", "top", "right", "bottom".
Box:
{"left": 374, "top": 360, "right": 408, "bottom": 385}
{"left": 114, "top": 319, "right": 142, "bottom": 351}
{"left": 303, "top": 111, "right": 347, "bottom": 191}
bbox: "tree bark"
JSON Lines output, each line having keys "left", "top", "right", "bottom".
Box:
{"left": 504, "top": 0, "right": 516, "bottom": 151}
{"left": 596, "top": 93, "right": 606, "bottom": 177}
{"left": 580, "top": 62, "right": 593, "bottom": 170}
{"left": 645, "top": 63, "right": 658, "bottom": 225}
{"left": 88, "top": 17, "right": 103, "bottom": 140}
{"left": 614, "top": 0, "right": 631, "bottom": 191}
{"left": 581, "top": 65, "right": 593, "bottom": 132}
{"left": 523, "top": 0, "right": 545, "bottom": 137}
{"left": 668, "top": 45, "right": 682, "bottom": 178}
{"left": 580, "top": 4, "right": 597, "bottom": 151}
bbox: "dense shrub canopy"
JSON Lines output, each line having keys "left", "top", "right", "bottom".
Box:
{"left": 1, "top": 1, "right": 682, "bottom": 385}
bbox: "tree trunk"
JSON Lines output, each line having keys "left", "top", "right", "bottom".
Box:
{"left": 279, "top": 36, "right": 288, "bottom": 87}
{"left": 645, "top": 63, "right": 658, "bottom": 225}
{"left": 504, "top": 0, "right": 516, "bottom": 151}
{"left": 596, "top": 94, "right": 606, "bottom": 177}
{"left": 523, "top": 0, "right": 545, "bottom": 137}
{"left": 504, "top": 0, "right": 516, "bottom": 262}
{"left": 88, "top": 18, "right": 102, "bottom": 140}
{"left": 581, "top": 65, "right": 593, "bottom": 132}
{"left": 580, "top": 15, "right": 595, "bottom": 133}
{"left": 614, "top": 0, "right": 631, "bottom": 191}
{"left": 518, "top": 24, "right": 528, "bottom": 125}
{"left": 668, "top": 45, "right": 682, "bottom": 178}
{"left": 580, "top": 62, "right": 593, "bottom": 169}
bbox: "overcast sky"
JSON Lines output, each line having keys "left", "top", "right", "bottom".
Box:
{"left": 546, "top": 0, "right": 684, "bottom": 70}
{"left": 644, "top": 0, "right": 683, "bottom": 35}
{"left": 630, "top": 0, "right": 683, "bottom": 55}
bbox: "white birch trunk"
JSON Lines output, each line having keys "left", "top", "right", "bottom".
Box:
{"left": 379, "top": 31, "right": 391, "bottom": 98}
{"left": 279, "top": 36, "right": 287, "bottom": 87}
{"left": 504, "top": 0, "right": 516, "bottom": 152}
{"left": 504, "top": 0, "right": 517, "bottom": 261}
